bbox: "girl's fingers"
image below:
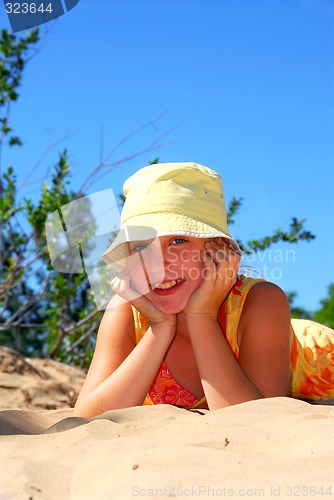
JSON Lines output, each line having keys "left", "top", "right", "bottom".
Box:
{"left": 202, "top": 248, "right": 217, "bottom": 280}
{"left": 209, "top": 240, "right": 240, "bottom": 269}
{"left": 204, "top": 241, "right": 228, "bottom": 269}
{"left": 209, "top": 241, "right": 228, "bottom": 266}
{"left": 111, "top": 272, "right": 173, "bottom": 325}
{"left": 204, "top": 240, "right": 241, "bottom": 285}
{"left": 111, "top": 271, "right": 141, "bottom": 301}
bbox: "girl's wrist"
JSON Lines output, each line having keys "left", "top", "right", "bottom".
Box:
{"left": 185, "top": 311, "right": 219, "bottom": 325}
{"left": 148, "top": 321, "right": 176, "bottom": 340}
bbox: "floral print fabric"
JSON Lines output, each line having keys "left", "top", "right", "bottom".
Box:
{"left": 147, "top": 361, "right": 198, "bottom": 407}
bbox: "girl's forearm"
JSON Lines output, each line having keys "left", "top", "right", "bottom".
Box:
{"left": 74, "top": 326, "right": 174, "bottom": 417}
{"left": 186, "top": 315, "right": 262, "bottom": 410}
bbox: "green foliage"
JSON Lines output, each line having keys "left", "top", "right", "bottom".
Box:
{"left": 26, "top": 150, "right": 72, "bottom": 241}
{"left": 0, "top": 28, "right": 39, "bottom": 147}
{"left": 314, "top": 284, "right": 334, "bottom": 329}
{"left": 0, "top": 28, "right": 39, "bottom": 103}
{"left": 227, "top": 196, "right": 243, "bottom": 226}
{"left": 0, "top": 29, "right": 101, "bottom": 366}
{"left": 227, "top": 198, "right": 315, "bottom": 254}
{"left": 0, "top": 29, "right": 42, "bottom": 355}
{"left": 0, "top": 152, "right": 102, "bottom": 363}
{"left": 238, "top": 217, "right": 315, "bottom": 255}
{"left": 286, "top": 292, "right": 313, "bottom": 320}
{"left": 286, "top": 286, "right": 334, "bottom": 327}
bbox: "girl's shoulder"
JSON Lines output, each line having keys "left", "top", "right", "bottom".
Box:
{"left": 228, "top": 274, "right": 290, "bottom": 324}
{"left": 225, "top": 275, "right": 290, "bottom": 356}
{"left": 226, "top": 274, "right": 268, "bottom": 311}
{"left": 227, "top": 274, "right": 287, "bottom": 306}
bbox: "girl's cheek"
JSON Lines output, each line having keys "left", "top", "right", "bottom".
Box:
{"left": 166, "top": 246, "right": 178, "bottom": 262}
{"left": 165, "top": 264, "right": 180, "bottom": 280}
{"left": 127, "top": 263, "right": 147, "bottom": 290}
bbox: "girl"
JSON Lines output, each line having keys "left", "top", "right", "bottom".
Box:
{"left": 74, "top": 162, "right": 334, "bottom": 417}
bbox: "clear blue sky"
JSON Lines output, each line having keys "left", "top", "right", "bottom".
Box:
{"left": 1, "top": 0, "right": 333, "bottom": 311}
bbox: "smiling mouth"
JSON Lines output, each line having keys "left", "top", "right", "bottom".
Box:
{"left": 153, "top": 278, "right": 184, "bottom": 290}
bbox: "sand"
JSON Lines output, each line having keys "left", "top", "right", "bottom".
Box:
{"left": 1, "top": 346, "right": 334, "bottom": 499}
{"left": 0, "top": 346, "right": 86, "bottom": 411}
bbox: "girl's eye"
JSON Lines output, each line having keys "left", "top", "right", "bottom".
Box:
{"left": 131, "top": 244, "right": 148, "bottom": 252}
{"left": 172, "top": 238, "right": 187, "bottom": 245}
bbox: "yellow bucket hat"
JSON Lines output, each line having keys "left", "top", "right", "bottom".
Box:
{"left": 102, "top": 162, "right": 241, "bottom": 265}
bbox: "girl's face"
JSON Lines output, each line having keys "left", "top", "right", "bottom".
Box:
{"left": 127, "top": 235, "right": 219, "bottom": 314}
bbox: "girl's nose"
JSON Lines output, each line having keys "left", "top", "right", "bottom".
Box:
{"left": 141, "top": 239, "right": 166, "bottom": 283}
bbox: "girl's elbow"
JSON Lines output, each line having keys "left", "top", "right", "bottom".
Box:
{"left": 73, "top": 394, "right": 104, "bottom": 418}
{"left": 73, "top": 400, "right": 92, "bottom": 418}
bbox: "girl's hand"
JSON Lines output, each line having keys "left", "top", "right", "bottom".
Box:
{"left": 110, "top": 269, "right": 177, "bottom": 330}
{"left": 184, "top": 238, "right": 241, "bottom": 320}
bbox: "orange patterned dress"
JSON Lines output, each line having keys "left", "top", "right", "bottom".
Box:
{"left": 132, "top": 275, "right": 334, "bottom": 408}
{"left": 148, "top": 361, "right": 199, "bottom": 407}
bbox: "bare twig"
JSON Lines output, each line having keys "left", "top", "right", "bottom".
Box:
{"left": 79, "top": 112, "right": 180, "bottom": 193}
{"left": 65, "top": 321, "right": 99, "bottom": 354}
{"left": 63, "top": 307, "right": 101, "bottom": 335}
{"left": 2, "top": 274, "right": 50, "bottom": 327}
{"left": 48, "top": 306, "right": 101, "bottom": 358}
{"left": 25, "top": 23, "right": 55, "bottom": 63}
{"left": 17, "top": 128, "right": 74, "bottom": 193}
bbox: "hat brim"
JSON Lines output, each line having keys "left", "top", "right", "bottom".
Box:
{"left": 101, "top": 226, "right": 158, "bottom": 268}
{"left": 101, "top": 217, "right": 241, "bottom": 268}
